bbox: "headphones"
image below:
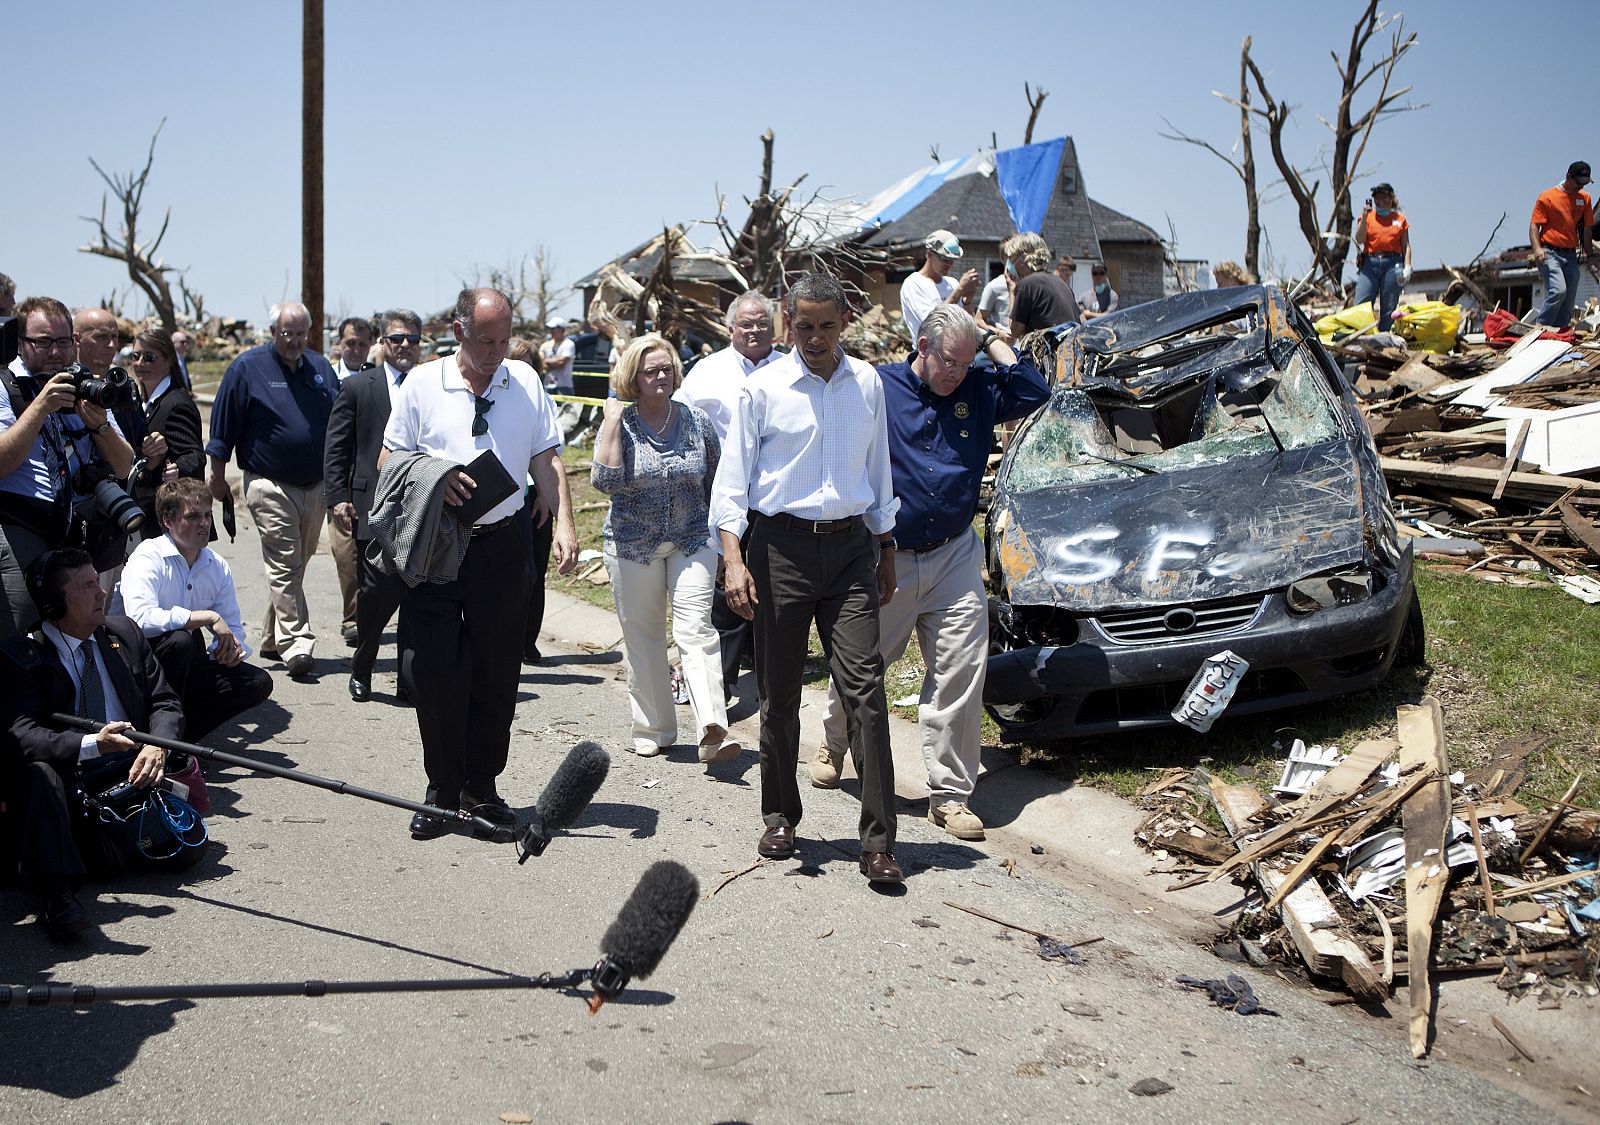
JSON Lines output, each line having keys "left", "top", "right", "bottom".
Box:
{"left": 25, "top": 549, "right": 84, "bottom": 623}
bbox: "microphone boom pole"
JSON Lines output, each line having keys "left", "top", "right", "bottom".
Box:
{"left": 1, "top": 970, "right": 595, "bottom": 1008}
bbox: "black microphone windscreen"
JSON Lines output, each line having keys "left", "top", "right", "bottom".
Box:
{"left": 534, "top": 741, "right": 610, "bottom": 831}
{"left": 600, "top": 861, "right": 699, "bottom": 980}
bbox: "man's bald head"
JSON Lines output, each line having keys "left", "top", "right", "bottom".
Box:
{"left": 452, "top": 288, "right": 513, "bottom": 383}
{"left": 73, "top": 307, "right": 120, "bottom": 372}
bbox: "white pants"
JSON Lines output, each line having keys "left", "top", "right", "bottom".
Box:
{"left": 606, "top": 542, "right": 727, "bottom": 753}
{"left": 821, "top": 530, "right": 987, "bottom": 804}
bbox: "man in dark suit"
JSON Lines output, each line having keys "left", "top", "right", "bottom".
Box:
{"left": 324, "top": 309, "right": 420, "bottom": 702}
{"left": 0, "top": 548, "right": 184, "bottom": 940}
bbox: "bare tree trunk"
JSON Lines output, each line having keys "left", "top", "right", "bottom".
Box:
{"left": 1023, "top": 82, "right": 1048, "bottom": 145}
{"left": 302, "top": 0, "right": 325, "bottom": 351}
{"left": 1239, "top": 37, "right": 1260, "bottom": 281}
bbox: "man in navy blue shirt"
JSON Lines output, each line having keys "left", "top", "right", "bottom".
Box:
{"left": 817, "top": 305, "right": 1048, "bottom": 841}
{"left": 205, "top": 301, "right": 337, "bottom": 679}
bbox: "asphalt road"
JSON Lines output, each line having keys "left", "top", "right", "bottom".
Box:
{"left": 2, "top": 491, "right": 1590, "bottom": 1124}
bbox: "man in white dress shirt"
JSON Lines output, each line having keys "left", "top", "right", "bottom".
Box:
{"left": 119, "top": 478, "right": 272, "bottom": 740}
{"left": 675, "top": 290, "right": 780, "bottom": 698}
{"left": 380, "top": 288, "right": 578, "bottom": 839}
{"left": 710, "top": 273, "right": 904, "bottom": 884}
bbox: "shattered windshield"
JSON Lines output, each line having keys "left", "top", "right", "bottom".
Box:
{"left": 1005, "top": 345, "right": 1345, "bottom": 492}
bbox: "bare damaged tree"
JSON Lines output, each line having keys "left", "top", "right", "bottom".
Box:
{"left": 1234, "top": 1, "right": 1422, "bottom": 288}
{"left": 529, "top": 245, "right": 567, "bottom": 338}
{"left": 1022, "top": 82, "right": 1048, "bottom": 145}
{"left": 80, "top": 119, "right": 183, "bottom": 333}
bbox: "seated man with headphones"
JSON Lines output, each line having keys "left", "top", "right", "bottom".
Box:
{"left": 0, "top": 548, "right": 183, "bottom": 941}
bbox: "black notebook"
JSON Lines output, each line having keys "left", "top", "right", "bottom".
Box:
{"left": 453, "top": 448, "right": 520, "bottom": 526}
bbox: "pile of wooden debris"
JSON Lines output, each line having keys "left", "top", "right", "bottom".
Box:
{"left": 1341, "top": 326, "right": 1600, "bottom": 602}
{"left": 1140, "top": 697, "right": 1598, "bottom": 1058}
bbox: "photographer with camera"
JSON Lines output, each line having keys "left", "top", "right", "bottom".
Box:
{"left": 0, "top": 547, "right": 185, "bottom": 940}
{"left": 1, "top": 297, "right": 135, "bottom": 639}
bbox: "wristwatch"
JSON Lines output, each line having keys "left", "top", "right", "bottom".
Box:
{"left": 879, "top": 538, "right": 896, "bottom": 552}
{"left": 977, "top": 329, "right": 996, "bottom": 351}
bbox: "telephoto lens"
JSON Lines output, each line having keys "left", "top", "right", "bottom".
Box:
{"left": 91, "top": 478, "right": 144, "bottom": 532}
{"left": 75, "top": 364, "right": 137, "bottom": 408}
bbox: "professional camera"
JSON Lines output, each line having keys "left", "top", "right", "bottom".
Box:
{"left": 56, "top": 361, "right": 137, "bottom": 410}
{"left": 0, "top": 317, "right": 16, "bottom": 368}
{"left": 73, "top": 463, "right": 143, "bottom": 534}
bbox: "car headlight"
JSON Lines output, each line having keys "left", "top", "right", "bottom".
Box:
{"left": 1286, "top": 569, "right": 1375, "bottom": 615}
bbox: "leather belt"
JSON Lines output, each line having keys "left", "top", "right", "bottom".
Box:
{"left": 470, "top": 515, "right": 514, "bottom": 537}
{"left": 759, "top": 511, "right": 863, "bottom": 535}
{"left": 904, "top": 533, "right": 960, "bottom": 554}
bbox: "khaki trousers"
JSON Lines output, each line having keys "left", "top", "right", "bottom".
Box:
{"left": 326, "top": 512, "right": 359, "bottom": 631}
{"left": 243, "top": 473, "right": 324, "bottom": 659}
{"left": 821, "top": 530, "right": 987, "bottom": 805}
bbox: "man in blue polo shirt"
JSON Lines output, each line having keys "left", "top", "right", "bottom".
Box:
{"left": 205, "top": 301, "right": 338, "bottom": 679}
{"left": 816, "top": 304, "right": 1048, "bottom": 841}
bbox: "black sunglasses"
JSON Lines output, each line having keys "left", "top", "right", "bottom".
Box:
{"left": 471, "top": 394, "right": 494, "bottom": 437}
{"left": 385, "top": 333, "right": 422, "bottom": 346}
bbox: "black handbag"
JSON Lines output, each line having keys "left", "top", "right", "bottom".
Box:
{"left": 78, "top": 750, "right": 209, "bottom": 872}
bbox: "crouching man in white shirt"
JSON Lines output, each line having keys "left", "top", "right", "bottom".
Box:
{"left": 119, "top": 478, "right": 273, "bottom": 740}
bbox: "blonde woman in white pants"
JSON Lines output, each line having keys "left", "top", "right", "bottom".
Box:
{"left": 592, "top": 335, "right": 737, "bottom": 762}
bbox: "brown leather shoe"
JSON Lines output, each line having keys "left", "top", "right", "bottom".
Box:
{"left": 757, "top": 825, "right": 795, "bottom": 859}
{"left": 859, "top": 851, "right": 904, "bottom": 884}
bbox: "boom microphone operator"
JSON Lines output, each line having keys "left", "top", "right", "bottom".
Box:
{"left": 589, "top": 860, "right": 700, "bottom": 1013}
{"left": 516, "top": 740, "right": 610, "bottom": 863}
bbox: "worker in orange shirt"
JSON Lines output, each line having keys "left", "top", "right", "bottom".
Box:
{"left": 1530, "top": 161, "right": 1595, "bottom": 328}
{"left": 1352, "top": 182, "right": 1412, "bottom": 333}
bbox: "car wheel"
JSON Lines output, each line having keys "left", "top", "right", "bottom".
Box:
{"left": 1396, "top": 587, "right": 1426, "bottom": 667}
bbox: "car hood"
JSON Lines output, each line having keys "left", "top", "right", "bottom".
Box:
{"left": 992, "top": 440, "right": 1371, "bottom": 610}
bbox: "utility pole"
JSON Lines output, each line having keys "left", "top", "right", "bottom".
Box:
{"left": 302, "top": 0, "right": 324, "bottom": 351}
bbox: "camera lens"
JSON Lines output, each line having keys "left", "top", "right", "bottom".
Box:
{"left": 91, "top": 478, "right": 144, "bottom": 533}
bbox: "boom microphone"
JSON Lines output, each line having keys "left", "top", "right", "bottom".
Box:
{"left": 589, "top": 860, "right": 699, "bottom": 1012}
{"left": 517, "top": 741, "right": 610, "bottom": 863}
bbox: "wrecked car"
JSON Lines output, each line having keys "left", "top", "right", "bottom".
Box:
{"left": 984, "top": 285, "right": 1422, "bottom": 740}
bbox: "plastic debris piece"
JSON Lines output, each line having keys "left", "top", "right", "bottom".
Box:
{"left": 1037, "top": 935, "right": 1085, "bottom": 965}
{"left": 1176, "top": 974, "right": 1279, "bottom": 1016}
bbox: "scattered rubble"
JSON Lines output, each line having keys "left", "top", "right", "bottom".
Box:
{"left": 1140, "top": 696, "right": 1598, "bottom": 1057}
{"left": 1336, "top": 320, "right": 1600, "bottom": 600}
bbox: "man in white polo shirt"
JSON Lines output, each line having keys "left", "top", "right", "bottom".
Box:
{"left": 380, "top": 287, "right": 578, "bottom": 838}
{"left": 899, "top": 229, "right": 979, "bottom": 340}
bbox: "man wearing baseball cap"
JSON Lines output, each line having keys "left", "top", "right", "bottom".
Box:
{"left": 900, "top": 229, "right": 979, "bottom": 339}
{"left": 1530, "top": 161, "right": 1595, "bottom": 328}
{"left": 539, "top": 318, "right": 576, "bottom": 395}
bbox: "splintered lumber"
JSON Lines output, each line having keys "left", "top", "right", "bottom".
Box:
{"left": 1380, "top": 456, "right": 1600, "bottom": 502}
{"left": 1559, "top": 502, "right": 1600, "bottom": 559}
{"left": 1465, "top": 803, "right": 1496, "bottom": 918}
{"left": 1492, "top": 419, "right": 1532, "bottom": 501}
{"left": 1209, "top": 780, "right": 1385, "bottom": 1002}
{"left": 1263, "top": 828, "right": 1343, "bottom": 911}
{"left": 1519, "top": 774, "right": 1584, "bottom": 865}
{"left": 1204, "top": 738, "right": 1398, "bottom": 884}
{"left": 1396, "top": 698, "right": 1452, "bottom": 1060}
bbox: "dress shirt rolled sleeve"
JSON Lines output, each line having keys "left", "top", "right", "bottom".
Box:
{"left": 880, "top": 357, "right": 1049, "bottom": 549}
{"left": 708, "top": 351, "right": 899, "bottom": 541}
{"left": 120, "top": 535, "right": 250, "bottom": 657}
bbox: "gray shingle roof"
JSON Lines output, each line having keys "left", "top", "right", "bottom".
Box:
{"left": 1088, "top": 197, "right": 1162, "bottom": 244}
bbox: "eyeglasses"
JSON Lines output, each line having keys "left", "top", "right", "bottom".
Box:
{"left": 129, "top": 351, "right": 164, "bottom": 363}
{"left": 639, "top": 364, "right": 676, "bottom": 378}
{"left": 471, "top": 394, "right": 494, "bottom": 437}
{"left": 22, "top": 335, "right": 74, "bottom": 351}
{"left": 275, "top": 329, "right": 309, "bottom": 342}
{"left": 385, "top": 333, "right": 422, "bottom": 346}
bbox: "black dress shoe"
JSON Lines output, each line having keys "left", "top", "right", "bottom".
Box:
{"left": 757, "top": 824, "right": 795, "bottom": 859}
{"left": 395, "top": 683, "right": 412, "bottom": 706}
{"left": 522, "top": 644, "right": 543, "bottom": 665}
{"left": 348, "top": 675, "right": 371, "bottom": 702}
{"left": 460, "top": 787, "right": 515, "bottom": 826}
{"left": 409, "top": 788, "right": 452, "bottom": 839}
{"left": 42, "top": 886, "right": 90, "bottom": 942}
{"left": 859, "top": 851, "right": 904, "bottom": 884}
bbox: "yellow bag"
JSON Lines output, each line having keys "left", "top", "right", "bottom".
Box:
{"left": 1390, "top": 300, "right": 1462, "bottom": 354}
{"left": 1314, "top": 303, "right": 1377, "bottom": 343}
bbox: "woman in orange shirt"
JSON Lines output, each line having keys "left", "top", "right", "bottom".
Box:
{"left": 1352, "top": 182, "right": 1412, "bottom": 332}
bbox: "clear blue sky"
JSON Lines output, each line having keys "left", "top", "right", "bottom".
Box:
{"left": 6, "top": 0, "right": 1588, "bottom": 326}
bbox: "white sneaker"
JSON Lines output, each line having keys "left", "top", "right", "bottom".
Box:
{"left": 631, "top": 739, "right": 661, "bottom": 757}
{"left": 929, "top": 801, "right": 985, "bottom": 840}
{"left": 698, "top": 726, "right": 741, "bottom": 763}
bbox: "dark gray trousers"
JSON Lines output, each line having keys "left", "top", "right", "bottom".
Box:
{"left": 747, "top": 515, "right": 895, "bottom": 853}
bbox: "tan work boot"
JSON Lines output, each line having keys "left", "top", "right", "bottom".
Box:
{"left": 929, "top": 801, "right": 985, "bottom": 841}
{"left": 810, "top": 744, "right": 844, "bottom": 789}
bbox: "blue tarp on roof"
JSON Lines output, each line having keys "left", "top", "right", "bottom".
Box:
{"left": 995, "top": 137, "right": 1065, "bottom": 235}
